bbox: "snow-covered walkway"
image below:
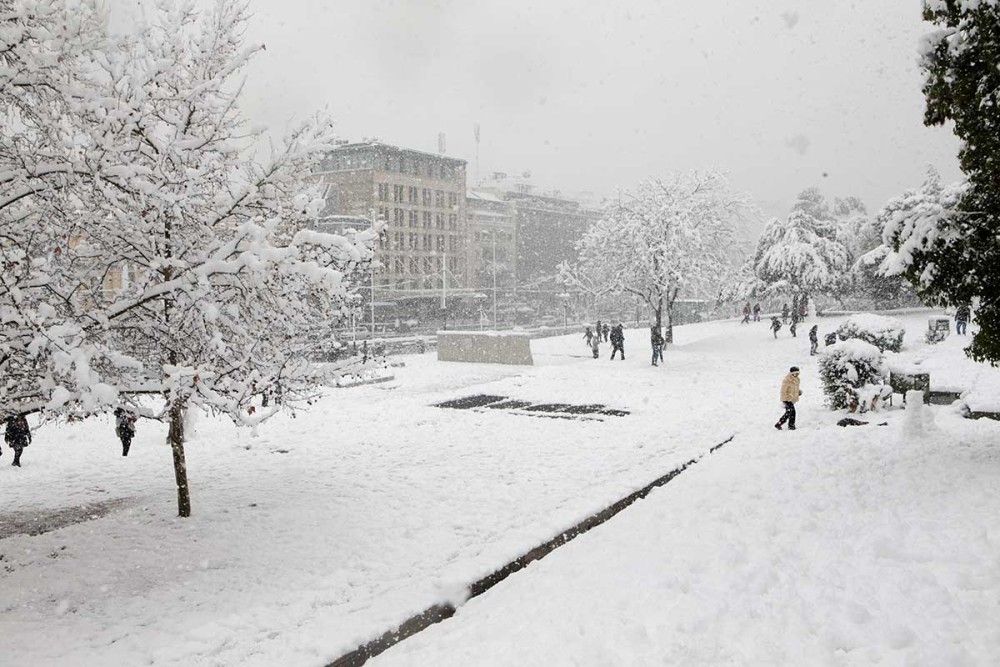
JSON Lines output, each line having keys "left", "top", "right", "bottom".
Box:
{"left": 2, "top": 312, "right": 998, "bottom": 666}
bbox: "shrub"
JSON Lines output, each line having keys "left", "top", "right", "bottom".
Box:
{"left": 835, "top": 313, "right": 905, "bottom": 352}
{"left": 819, "top": 339, "right": 888, "bottom": 410}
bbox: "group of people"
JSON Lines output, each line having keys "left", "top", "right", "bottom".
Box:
{"left": 584, "top": 320, "right": 666, "bottom": 366}
{"left": 3, "top": 407, "right": 137, "bottom": 467}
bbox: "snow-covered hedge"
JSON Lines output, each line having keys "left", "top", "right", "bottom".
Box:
{"left": 835, "top": 313, "right": 905, "bottom": 352}
{"left": 819, "top": 339, "right": 888, "bottom": 410}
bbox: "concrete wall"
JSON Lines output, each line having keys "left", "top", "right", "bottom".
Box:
{"left": 437, "top": 331, "right": 533, "bottom": 365}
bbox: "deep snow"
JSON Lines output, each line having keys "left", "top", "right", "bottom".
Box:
{"left": 2, "top": 311, "right": 997, "bottom": 666}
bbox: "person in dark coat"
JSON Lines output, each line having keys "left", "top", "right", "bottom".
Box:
{"left": 650, "top": 325, "right": 664, "bottom": 366}
{"left": 809, "top": 325, "right": 819, "bottom": 355}
{"left": 602, "top": 322, "right": 610, "bottom": 342}
{"left": 781, "top": 303, "right": 789, "bottom": 323}
{"left": 584, "top": 326, "right": 594, "bottom": 347}
{"left": 955, "top": 304, "right": 971, "bottom": 335}
{"left": 596, "top": 320, "right": 603, "bottom": 343}
{"left": 610, "top": 324, "right": 625, "bottom": 360}
{"left": 752, "top": 303, "right": 761, "bottom": 322}
{"left": 4, "top": 414, "right": 31, "bottom": 467}
{"left": 770, "top": 316, "right": 783, "bottom": 338}
{"left": 790, "top": 308, "right": 799, "bottom": 337}
{"left": 791, "top": 294, "right": 800, "bottom": 320}
{"left": 741, "top": 302, "right": 751, "bottom": 324}
{"left": 115, "top": 407, "right": 137, "bottom": 457}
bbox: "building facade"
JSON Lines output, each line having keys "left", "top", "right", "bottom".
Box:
{"left": 315, "top": 142, "right": 469, "bottom": 293}
{"left": 466, "top": 190, "right": 517, "bottom": 290}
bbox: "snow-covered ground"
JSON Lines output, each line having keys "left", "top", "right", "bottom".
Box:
{"left": 2, "top": 311, "right": 998, "bottom": 666}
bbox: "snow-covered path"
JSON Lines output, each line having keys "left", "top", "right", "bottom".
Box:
{"left": 2, "top": 313, "right": 997, "bottom": 665}
{"left": 377, "top": 405, "right": 1000, "bottom": 666}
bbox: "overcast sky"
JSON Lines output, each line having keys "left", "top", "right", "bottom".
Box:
{"left": 115, "top": 0, "right": 963, "bottom": 221}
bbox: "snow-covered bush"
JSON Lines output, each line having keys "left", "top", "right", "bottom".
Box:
{"left": 819, "top": 339, "right": 888, "bottom": 411}
{"left": 835, "top": 313, "right": 905, "bottom": 352}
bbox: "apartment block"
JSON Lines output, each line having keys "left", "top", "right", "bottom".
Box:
{"left": 315, "top": 142, "right": 469, "bottom": 292}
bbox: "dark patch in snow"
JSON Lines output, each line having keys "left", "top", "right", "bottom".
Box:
{"left": 434, "top": 394, "right": 629, "bottom": 419}
{"left": 0, "top": 497, "right": 133, "bottom": 540}
{"left": 433, "top": 394, "right": 507, "bottom": 409}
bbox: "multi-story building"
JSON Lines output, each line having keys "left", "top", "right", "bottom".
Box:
{"left": 314, "top": 141, "right": 469, "bottom": 293}
{"left": 466, "top": 190, "right": 517, "bottom": 290}
{"left": 476, "top": 174, "right": 602, "bottom": 285}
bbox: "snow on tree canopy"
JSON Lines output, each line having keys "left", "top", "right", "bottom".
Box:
{"left": 836, "top": 313, "right": 906, "bottom": 353}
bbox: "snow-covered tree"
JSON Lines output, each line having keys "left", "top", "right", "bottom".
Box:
{"left": 1, "top": 0, "right": 376, "bottom": 516}
{"left": 752, "top": 207, "right": 849, "bottom": 299}
{"left": 880, "top": 1, "right": 1000, "bottom": 364}
{"left": 572, "top": 171, "right": 751, "bottom": 342}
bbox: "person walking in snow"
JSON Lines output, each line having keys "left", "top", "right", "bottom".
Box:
{"left": 115, "top": 407, "right": 137, "bottom": 457}
{"left": 610, "top": 323, "right": 625, "bottom": 360}
{"left": 790, "top": 308, "right": 799, "bottom": 337}
{"left": 596, "top": 320, "right": 603, "bottom": 343}
{"left": 590, "top": 329, "right": 601, "bottom": 359}
{"left": 4, "top": 414, "right": 31, "bottom": 467}
{"left": 650, "top": 325, "right": 664, "bottom": 366}
{"left": 752, "top": 303, "right": 761, "bottom": 322}
{"left": 584, "top": 325, "right": 594, "bottom": 347}
{"left": 781, "top": 303, "right": 789, "bottom": 323}
{"left": 602, "top": 322, "right": 610, "bottom": 342}
{"left": 770, "top": 316, "right": 783, "bottom": 338}
{"left": 791, "top": 294, "right": 800, "bottom": 320}
{"left": 740, "top": 302, "right": 751, "bottom": 324}
{"left": 775, "top": 366, "right": 802, "bottom": 430}
{"left": 955, "top": 304, "right": 971, "bottom": 336}
{"left": 809, "top": 325, "right": 819, "bottom": 356}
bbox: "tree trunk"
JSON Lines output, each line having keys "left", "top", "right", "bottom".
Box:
{"left": 168, "top": 400, "right": 191, "bottom": 517}
{"left": 664, "top": 304, "right": 674, "bottom": 344}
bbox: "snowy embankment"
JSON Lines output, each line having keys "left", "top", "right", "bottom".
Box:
{"left": 2, "top": 312, "right": 997, "bottom": 666}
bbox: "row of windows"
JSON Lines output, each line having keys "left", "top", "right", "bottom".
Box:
{"left": 383, "top": 255, "right": 462, "bottom": 275}
{"left": 388, "top": 232, "right": 462, "bottom": 253}
{"left": 381, "top": 154, "right": 460, "bottom": 180}
{"left": 378, "top": 207, "right": 459, "bottom": 230}
{"left": 376, "top": 184, "right": 459, "bottom": 209}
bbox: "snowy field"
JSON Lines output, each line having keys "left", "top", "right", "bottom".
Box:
{"left": 2, "top": 311, "right": 999, "bottom": 666}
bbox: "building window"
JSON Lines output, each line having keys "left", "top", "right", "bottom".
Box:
{"left": 394, "top": 208, "right": 404, "bottom": 226}
{"left": 423, "top": 235, "right": 432, "bottom": 251}
{"left": 378, "top": 183, "right": 389, "bottom": 202}
{"left": 409, "top": 257, "right": 419, "bottom": 274}
{"left": 422, "top": 212, "right": 432, "bottom": 228}
{"left": 378, "top": 206, "right": 389, "bottom": 223}
{"left": 436, "top": 235, "right": 445, "bottom": 252}
{"left": 450, "top": 236, "right": 459, "bottom": 252}
{"left": 394, "top": 257, "right": 404, "bottom": 274}
{"left": 423, "top": 257, "right": 432, "bottom": 273}
{"left": 408, "top": 233, "right": 418, "bottom": 250}
{"left": 393, "top": 185, "right": 404, "bottom": 203}
{"left": 435, "top": 213, "right": 444, "bottom": 229}
{"left": 448, "top": 214, "right": 457, "bottom": 230}
{"left": 409, "top": 211, "right": 418, "bottom": 227}
{"left": 393, "top": 232, "right": 403, "bottom": 251}
{"left": 422, "top": 188, "right": 431, "bottom": 206}
{"left": 448, "top": 256, "right": 458, "bottom": 271}
{"left": 408, "top": 186, "right": 418, "bottom": 203}
{"left": 435, "top": 190, "right": 444, "bottom": 208}
{"left": 448, "top": 192, "right": 457, "bottom": 207}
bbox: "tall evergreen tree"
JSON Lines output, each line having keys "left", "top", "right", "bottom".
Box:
{"left": 888, "top": 1, "right": 1000, "bottom": 363}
